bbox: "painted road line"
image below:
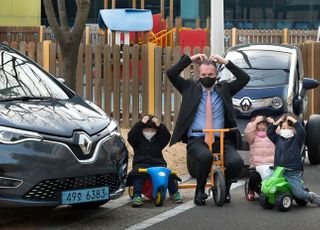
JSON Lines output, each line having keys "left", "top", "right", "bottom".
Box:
{"left": 126, "top": 180, "right": 245, "bottom": 230}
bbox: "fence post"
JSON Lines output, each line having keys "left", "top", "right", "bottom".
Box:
{"left": 39, "top": 26, "right": 44, "bottom": 42}
{"left": 148, "top": 42, "right": 156, "bottom": 115}
{"left": 154, "top": 46, "right": 163, "bottom": 121}
{"left": 231, "top": 28, "right": 237, "bottom": 46}
{"left": 141, "top": 44, "right": 149, "bottom": 115}
{"left": 122, "top": 44, "right": 130, "bottom": 127}
{"left": 85, "top": 26, "right": 90, "bottom": 45}
{"left": 283, "top": 28, "right": 289, "bottom": 44}
{"left": 43, "top": 40, "right": 51, "bottom": 72}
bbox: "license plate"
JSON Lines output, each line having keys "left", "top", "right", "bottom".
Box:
{"left": 61, "top": 187, "right": 109, "bottom": 205}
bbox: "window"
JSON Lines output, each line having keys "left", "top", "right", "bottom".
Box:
{"left": 219, "top": 50, "right": 291, "bottom": 88}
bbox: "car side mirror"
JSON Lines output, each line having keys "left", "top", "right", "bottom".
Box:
{"left": 302, "top": 78, "right": 319, "bottom": 90}
{"left": 300, "top": 78, "right": 319, "bottom": 96}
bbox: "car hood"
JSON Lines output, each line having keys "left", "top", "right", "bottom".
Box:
{"left": 233, "top": 85, "right": 287, "bottom": 99}
{"left": 0, "top": 96, "right": 110, "bottom": 137}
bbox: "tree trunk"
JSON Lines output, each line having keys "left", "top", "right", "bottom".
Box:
{"left": 43, "top": 0, "right": 90, "bottom": 91}
{"left": 60, "top": 44, "right": 79, "bottom": 90}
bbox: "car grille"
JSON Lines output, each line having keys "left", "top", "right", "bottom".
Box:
{"left": 24, "top": 174, "right": 120, "bottom": 201}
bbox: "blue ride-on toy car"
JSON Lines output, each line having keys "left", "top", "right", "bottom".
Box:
{"left": 128, "top": 167, "right": 178, "bottom": 207}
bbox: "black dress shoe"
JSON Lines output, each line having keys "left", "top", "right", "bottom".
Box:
{"left": 194, "top": 189, "right": 208, "bottom": 206}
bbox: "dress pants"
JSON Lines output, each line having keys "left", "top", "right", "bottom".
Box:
{"left": 187, "top": 137, "right": 244, "bottom": 191}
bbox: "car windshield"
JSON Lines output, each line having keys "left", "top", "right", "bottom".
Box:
{"left": 0, "top": 49, "right": 69, "bottom": 100}
{"left": 219, "top": 50, "right": 291, "bottom": 88}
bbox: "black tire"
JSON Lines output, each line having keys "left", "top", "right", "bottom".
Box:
{"left": 275, "top": 192, "right": 292, "bottom": 212}
{"left": 128, "top": 186, "right": 135, "bottom": 199}
{"left": 295, "top": 198, "right": 308, "bottom": 206}
{"left": 154, "top": 188, "right": 165, "bottom": 207}
{"left": 71, "top": 200, "right": 108, "bottom": 209}
{"left": 212, "top": 171, "right": 226, "bottom": 207}
{"left": 187, "top": 154, "right": 197, "bottom": 178}
{"left": 308, "top": 146, "right": 320, "bottom": 165}
{"left": 306, "top": 114, "right": 320, "bottom": 164}
{"left": 295, "top": 187, "right": 309, "bottom": 206}
{"left": 259, "top": 193, "right": 274, "bottom": 209}
{"left": 244, "top": 180, "right": 249, "bottom": 198}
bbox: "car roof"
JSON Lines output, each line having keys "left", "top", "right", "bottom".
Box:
{"left": 226, "top": 43, "right": 299, "bottom": 54}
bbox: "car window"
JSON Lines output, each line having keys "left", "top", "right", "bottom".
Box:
{"left": 0, "top": 49, "right": 69, "bottom": 100}
{"left": 219, "top": 50, "right": 291, "bottom": 88}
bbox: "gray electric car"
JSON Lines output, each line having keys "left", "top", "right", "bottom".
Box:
{"left": 0, "top": 43, "right": 128, "bottom": 207}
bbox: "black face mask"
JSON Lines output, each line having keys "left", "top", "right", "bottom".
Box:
{"left": 199, "top": 77, "right": 216, "bottom": 88}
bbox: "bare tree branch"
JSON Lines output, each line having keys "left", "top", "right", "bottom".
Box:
{"left": 43, "top": 0, "right": 65, "bottom": 43}
{"left": 58, "top": 0, "right": 69, "bottom": 32}
{"left": 71, "top": 0, "right": 90, "bottom": 43}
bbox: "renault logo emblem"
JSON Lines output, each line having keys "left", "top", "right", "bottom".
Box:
{"left": 240, "top": 97, "right": 252, "bottom": 111}
{"left": 75, "top": 132, "right": 93, "bottom": 155}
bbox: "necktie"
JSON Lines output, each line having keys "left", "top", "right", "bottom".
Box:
{"left": 205, "top": 90, "right": 214, "bottom": 144}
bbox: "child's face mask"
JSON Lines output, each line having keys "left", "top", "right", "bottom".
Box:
{"left": 280, "top": 129, "right": 294, "bottom": 139}
{"left": 143, "top": 131, "right": 156, "bottom": 141}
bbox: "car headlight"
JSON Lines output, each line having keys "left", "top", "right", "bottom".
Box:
{"left": 271, "top": 97, "right": 283, "bottom": 109}
{"left": 0, "top": 126, "right": 43, "bottom": 144}
{"left": 106, "top": 119, "right": 120, "bottom": 136}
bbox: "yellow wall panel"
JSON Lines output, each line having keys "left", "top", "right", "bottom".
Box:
{"left": 0, "top": 0, "right": 41, "bottom": 26}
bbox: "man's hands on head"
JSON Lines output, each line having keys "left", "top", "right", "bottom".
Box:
{"left": 189, "top": 53, "right": 229, "bottom": 65}
{"left": 190, "top": 54, "right": 208, "bottom": 64}
{"left": 209, "top": 54, "right": 229, "bottom": 65}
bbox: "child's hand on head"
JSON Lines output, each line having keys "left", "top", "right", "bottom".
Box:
{"left": 152, "top": 117, "right": 160, "bottom": 127}
{"left": 287, "top": 116, "right": 297, "bottom": 124}
{"left": 142, "top": 115, "right": 149, "bottom": 124}
{"left": 267, "top": 117, "right": 275, "bottom": 124}
{"left": 255, "top": 116, "right": 264, "bottom": 123}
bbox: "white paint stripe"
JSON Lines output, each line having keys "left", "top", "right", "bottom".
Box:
{"left": 125, "top": 201, "right": 195, "bottom": 230}
{"left": 126, "top": 180, "right": 245, "bottom": 230}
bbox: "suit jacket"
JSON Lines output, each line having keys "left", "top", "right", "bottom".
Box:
{"left": 166, "top": 54, "right": 250, "bottom": 146}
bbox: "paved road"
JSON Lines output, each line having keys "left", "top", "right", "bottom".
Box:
{"left": 1, "top": 163, "right": 320, "bottom": 230}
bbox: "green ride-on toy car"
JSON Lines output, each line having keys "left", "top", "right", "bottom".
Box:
{"left": 259, "top": 167, "right": 308, "bottom": 212}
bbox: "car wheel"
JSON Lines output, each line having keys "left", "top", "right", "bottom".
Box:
{"left": 275, "top": 192, "right": 292, "bottom": 212}
{"left": 187, "top": 154, "right": 196, "bottom": 178}
{"left": 306, "top": 114, "right": 320, "bottom": 164}
{"left": 308, "top": 146, "right": 320, "bottom": 165}
{"left": 71, "top": 200, "right": 108, "bottom": 209}
{"left": 259, "top": 193, "right": 274, "bottom": 209}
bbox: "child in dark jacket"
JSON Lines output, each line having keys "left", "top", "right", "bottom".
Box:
{"left": 127, "top": 115, "right": 183, "bottom": 207}
{"left": 267, "top": 114, "right": 320, "bottom": 206}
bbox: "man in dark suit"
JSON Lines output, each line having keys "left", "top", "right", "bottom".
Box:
{"left": 166, "top": 53, "right": 250, "bottom": 206}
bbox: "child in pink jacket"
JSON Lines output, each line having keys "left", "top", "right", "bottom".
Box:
{"left": 244, "top": 115, "right": 275, "bottom": 201}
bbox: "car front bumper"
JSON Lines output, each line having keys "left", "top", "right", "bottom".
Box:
{"left": 0, "top": 134, "right": 128, "bottom": 207}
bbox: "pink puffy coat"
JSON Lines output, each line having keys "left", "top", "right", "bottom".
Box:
{"left": 244, "top": 120, "right": 275, "bottom": 167}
